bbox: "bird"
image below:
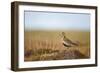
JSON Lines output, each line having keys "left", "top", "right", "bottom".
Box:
{"left": 61, "top": 32, "right": 79, "bottom": 49}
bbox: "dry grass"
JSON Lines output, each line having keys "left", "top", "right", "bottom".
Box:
{"left": 24, "top": 31, "right": 90, "bottom": 61}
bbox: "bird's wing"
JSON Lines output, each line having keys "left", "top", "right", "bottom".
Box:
{"left": 64, "top": 37, "right": 78, "bottom": 46}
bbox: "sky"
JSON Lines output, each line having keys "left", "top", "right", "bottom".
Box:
{"left": 24, "top": 11, "right": 90, "bottom": 31}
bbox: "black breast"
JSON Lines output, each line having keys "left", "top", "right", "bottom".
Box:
{"left": 63, "top": 43, "right": 71, "bottom": 47}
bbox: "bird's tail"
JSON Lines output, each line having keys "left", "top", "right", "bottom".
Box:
{"left": 74, "top": 41, "right": 85, "bottom": 46}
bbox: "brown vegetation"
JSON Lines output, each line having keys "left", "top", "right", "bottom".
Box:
{"left": 24, "top": 31, "right": 90, "bottom": 61}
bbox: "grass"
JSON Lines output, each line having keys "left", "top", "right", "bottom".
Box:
{"left": 24, "top": 30, "right": 90, "bottom": 61}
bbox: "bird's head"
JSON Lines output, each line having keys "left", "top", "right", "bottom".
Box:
{"left": 62, "top": 32, "right": 66, "bottom": 38}
{"left": 62, "top": 32, "right": 65, "bottom": 36}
